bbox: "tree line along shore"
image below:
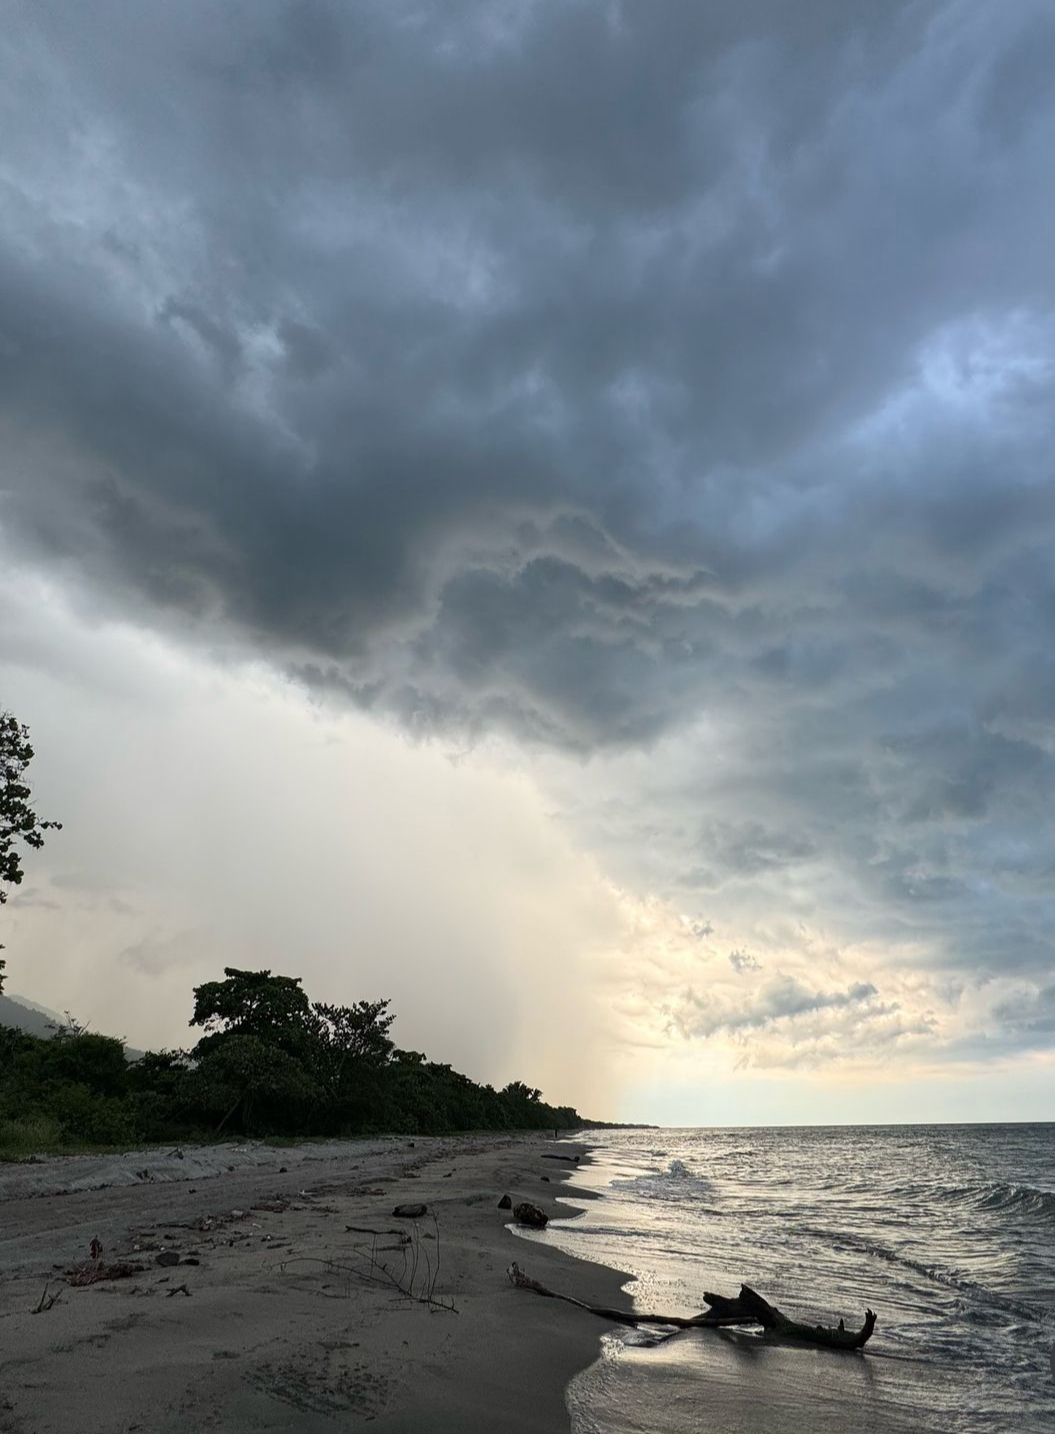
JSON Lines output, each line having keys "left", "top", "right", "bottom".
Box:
{"left": 0, "top": 966, "right": 582, "bottom": 1156}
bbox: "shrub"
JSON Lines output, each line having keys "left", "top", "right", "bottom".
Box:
{"left": 0, "top": 1113, "right": 64, "bottom": 1156}
{"left": 51, "top": 1083, "right": 137, "bottom": 1147}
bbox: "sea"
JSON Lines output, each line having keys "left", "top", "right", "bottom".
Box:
{"left": 517, "top": 1125, "right": 1055, "bottom": 1434}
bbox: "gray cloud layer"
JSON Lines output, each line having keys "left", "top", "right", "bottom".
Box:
{"left": 3, "top": 0, "right": 1055, "bottom": 1068}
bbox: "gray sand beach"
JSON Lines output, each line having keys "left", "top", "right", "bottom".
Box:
{"left": 0, "top": 1135, "right": 626, "bottom": 1432}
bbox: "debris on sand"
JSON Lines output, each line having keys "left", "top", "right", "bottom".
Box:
{"left": 67, "top": 1260, "right": 146, "bottom": 1287}
{"left": 512, "top": 1202, "right": 547, "bottom": 1229}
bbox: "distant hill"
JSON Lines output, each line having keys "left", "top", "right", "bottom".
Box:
{"left": 0, "top": 993, "right": 143, "bottom": 1059}
{"left": 0, "top": 992, "right": 64, "bottom": 1039}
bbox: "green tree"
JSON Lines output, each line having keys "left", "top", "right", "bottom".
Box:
{"left": 0, "top": 712, "right": 62, "bottom": 991}
{"left": 501, "top": 1080, "right": 542, "bottom": 1107}
{"left": 309, "top": 998, "right": 395, "bottom": 1104}
{"left": 188, "top": 969, "right": 321, "bottom": 1134}
{"left": 190, "top": 967, "right": 313, "bottom": 1057}
{"left": 45, "top": 1032, "right": 128, "bottom": 1098}
{"left": 191, "top": 1034, "right": 318, "bottom": 1134}
{"left": 0, "top": 714, "right": 62, "bottom": 986}
{"left": 1, "top": 962, "right": 583, "bottom": 1149}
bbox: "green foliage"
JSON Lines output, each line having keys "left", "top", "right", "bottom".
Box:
{"left": 308, "top": 998, "right": 395, "bottom": 1108}
{"left": 50, "top": 1084, "right": 137, "bottom": 1146}
{"left": 45, "top": 1033, "right": 129, "bottom": 1098}
{"left": 0, "top": 1113, "right": 64, "bottom": 1156}
{"left": 0, "top": 712, "right": 62, "bottom": 992}
{"left": 190, "top": 967, "right": 312, "bottom": 1057}
{"left": 190, "top": 1034, "right": 319, "bottom": 1134}
{"left": 0, "top": 717, "right": 581, "bottom": 1149}
{"left": 0, "top": 1028, "right": 136, "bottom": 1150}
{"left": 0, "top": 967, "right": 581, "bottom": 1152}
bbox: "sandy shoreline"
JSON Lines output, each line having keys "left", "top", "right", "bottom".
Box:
{"left": 0, "top": 1133, "right": 628, "bottom": 1432}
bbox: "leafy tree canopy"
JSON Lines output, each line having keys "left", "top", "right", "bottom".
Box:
{"left": 190, "top": 967, "right": 312, "bottom": 1056}
{"left": 309, "top": 998, "right": 395, "bottom": 1099}
{"left": 1, "top": 964, "right": 584, "bottom": 1150}
{"left": 0, "top": 712, "right": 61, "bottom": 991}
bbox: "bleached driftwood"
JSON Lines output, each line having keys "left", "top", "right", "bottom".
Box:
{"left": 507, "top": 1262, "right": 876, "bottom": 1351}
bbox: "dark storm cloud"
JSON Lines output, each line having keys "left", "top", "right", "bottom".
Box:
{"left": 4, "top": 0, "right": 1055, "bottom": 1057}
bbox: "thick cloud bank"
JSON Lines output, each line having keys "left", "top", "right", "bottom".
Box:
{"left": 2, "top": 1, "right": 1055, "bottom": 1093}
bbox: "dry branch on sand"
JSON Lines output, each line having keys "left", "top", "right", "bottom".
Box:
{"left": 31, "top": 1283, "right": 61, "bottom": 1314}
{"left": 281, "top": 1215, "right": 457, "bottom": 1313}
{"left": 507, "top": 1263, "right": 877, "bottom": 1352}
{"left": 66, "top": 1259, "right": 146, "bottom": 1287}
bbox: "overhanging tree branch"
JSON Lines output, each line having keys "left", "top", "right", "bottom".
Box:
{"left": 0, "top": 711, "right": 62, "bottom": 990}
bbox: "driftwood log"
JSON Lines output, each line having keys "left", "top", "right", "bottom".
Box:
{"left": 507, "top": 1263, "right": 876, "bottom": 1352}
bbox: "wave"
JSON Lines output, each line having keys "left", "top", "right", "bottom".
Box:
{"left": 816, "top": 1177, "right": 1055, "bottom": 1223}
{"left": 799, "top": 1224, "right": 1045, "bottom": 1324}
{"left": 917, "top": 1178, "right": 1055, "bottom": 1221}
{"left": 972, "top": 1182, "right": 1055, "bottom": 1220}
{"left": 611, "top": 1163, "right": 716, "bottom": 1205}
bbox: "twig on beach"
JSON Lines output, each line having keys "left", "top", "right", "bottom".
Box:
{"left": 428, "top": 1214, "right": 442, "bottom": 1306}
{"left": 408, "top": 1220, "right": 420, "bottom": 1293}
{"left": 277, "top": 1217, "right": 457, "bottom": 1313}
{"left": 278, "top": 1253, "right": 457, "bottom": 1312}
{"left": 507, "top": 1263, "right": 877, "bottom": 1352}
{"left": 32, "top": 1283, "right": 61, "bottom": 1314}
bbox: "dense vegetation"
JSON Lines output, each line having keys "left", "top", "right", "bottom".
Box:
{"left": 0, "top": 715, "right": 580, "bottom": 1155}
{"left": 0, "top": 967, "right": 580, "bottom": 1154}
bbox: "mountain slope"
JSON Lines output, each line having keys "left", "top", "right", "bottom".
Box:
{"left": 0, "top": 992, "right": 63, "bottom": 1039}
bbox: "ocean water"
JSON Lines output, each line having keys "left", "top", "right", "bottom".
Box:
{"left": 521, "top": 1125, "right": 1055, "bottom": 1434}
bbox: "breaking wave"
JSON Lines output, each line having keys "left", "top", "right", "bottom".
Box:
{"left": 972, "top": 1181, "right": 1055, "bottom": 1220}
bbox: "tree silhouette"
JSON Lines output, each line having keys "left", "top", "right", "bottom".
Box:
{"left": 0, "top": 713, "right": 62, "bottom": 991}
{"left": 191, "top": 966, "right": 318, "bottom": 1055}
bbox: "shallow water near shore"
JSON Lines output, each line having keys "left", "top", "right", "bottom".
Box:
{"left": 535, "top": 1125, "right": 1055, "bottom": 1434}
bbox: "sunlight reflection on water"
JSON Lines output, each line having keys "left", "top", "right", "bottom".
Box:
{"left": 536, "top": 1126, "right": 1055, "bottom": 1434}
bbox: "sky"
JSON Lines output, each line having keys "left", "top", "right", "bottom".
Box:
{"left": 2, "top": 0, "right": 1055, "bottom": 1124}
